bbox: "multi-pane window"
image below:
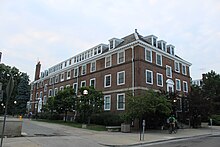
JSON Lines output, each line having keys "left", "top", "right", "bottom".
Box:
{"left": 117, "top": 93, "right": 125, "bottom": 110}
{"left": 117, "top": 71, "right": 125, "bottom": 85}
{"left": 48, "top": 89, "right": 52, "bottom": 97}
{"left": 73, "top": 83, "right": 78, "bottom": 94}
{"left": 73, "top": 68, "right": 78, "bottom": 78}
{"left": 54, "top": 88, "right": 58, "bottom": 96}
{"left": 157, "top": 73, "right": 163, "bottom": 87}
{"left": 55, "top": 75, "right": 59, "bottom": 83}
{"left": 117, "top": 51, "right": 125, "bottom": 64}
{"left": 67, "top": 70, "right": 71, "bottom": 80}
{"left": 166, "top": 65, "right": 172, "bottom": 78}
{"left": 60, "top": 86, "right": 64, "bottom": 91}
{"left": 44, "top": 84, "right": 47, "bottom": 92}
{"left": 90, "top": 78, "right": 96, "bottom": 88}
{"left": 105, "top": 55, "right": 112, "bottom": 68}
{"left": 175, "top": 61, "right": 180, "bottom": 72}
{"left": 39, "top": 91, "right": 42, "bottom": 99}
{"left": 81, "top": 64, "right": 86, "bottom": 75}
{"left": 104, "top": 74, "right": 111, "bottom": 87}
{"left": 81, "top": 81, "right": 86, "bottom": 87}
{"left": 146, "top": 70, "right": 153, "bottom": 84}
{"left": 61, "top": 73, "right": 65, "bottom": 81}
{"left": 182, "top": 65, "right": 187, "bottom": 75}
{"left": 49, "top": 77, "right": 53, "bottom": 85}
{"left": 156, "top": 53, "right": 162, "bottom": 66}
{"left": 104, "top": 95, "right": 111, "bottom": 111}
{"left": 145, "top": 49, "right": 152, "bottom": 62}
{"left": 176, "top": 79, "right": 181, "bottom": 91}
{"left": 90, "top": 61, "right": 96, "bottom": 72}
{"left": 43, "top": 96, "right": 47, "bottom": 104}
{"left": 183, "top": 81, "right": 188, "bottom": 92}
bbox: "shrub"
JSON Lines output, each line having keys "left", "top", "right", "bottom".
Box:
{"left": 211, "top": 115, "right": 220, "bottom": 126}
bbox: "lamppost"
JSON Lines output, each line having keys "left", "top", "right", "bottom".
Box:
{"left": 13, "top": 101, "right": 17, "bottom": 117}
{"left": 82, "top": 89, "right": 88, "bottom": 126}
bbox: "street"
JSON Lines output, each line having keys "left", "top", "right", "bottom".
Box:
{"left": 143, "top": 135, "right": 220, "bottom": 147}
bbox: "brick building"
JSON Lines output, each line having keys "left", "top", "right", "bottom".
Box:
{"left": 30, "top": 30, "right": 191, "bottom": 115}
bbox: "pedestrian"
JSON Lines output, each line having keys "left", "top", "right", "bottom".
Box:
{"left": 168, "top": 115, "right": 177, "bottom": 134}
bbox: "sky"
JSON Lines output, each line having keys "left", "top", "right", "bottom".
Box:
{"left": 0, "top": 0, "right": 220, "bottom": 81}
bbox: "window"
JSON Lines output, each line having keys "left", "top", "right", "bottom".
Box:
{"left": 67, "top": 70, "right": 71, "bottom": 80}
{"left": 176, "top": 79, "right": 181, "bottom": 91}
{"left": 54, "top": 88, "right": 58, "bottom": 96}
{"left": 90, "top": 61, "right": 96, "bottom": 72}
{"left": 39, "top": 91, "right": 42, "bottom": 99}
{"left": 44, "top": 84, "right": 47, "bottom": 92}
{"left": 156, "top": 53, "right": 162, "bottom": 66}
{"left": 157, "top": 73, "right": 163, "bottom": 87}
{"left": 73, "top": 68, "right": 78, "bottom": 78}
{"left": 117, "top": 93, "right": 125, "bottom": 110}
{"left": 73, "top": 83, "right": 78, "bottom": 94}
{"left": 90, "top": 78, "right": 96, "bottom": 88}
{"left": 117, "top": 71, "right": 125, "bottom": 85}
{"left": 117, "top": 51, "right": 125, "bottom": 64}
{"left": 81, "top": 81, "right": 86, "bottom": 87}
{"left": 104, "top": 95, "right": 111, "bottom": 111}
{"left": 48, "top": 89, "right": 52, "bottom": 97}
{"left": 49, "top": 77, "right": 53, "bottom": 85}
{"left": 69, "top": 59, "right": 71, "bottom": 65}
{"left": 36, "top": 92, "right": 38, "bottom": 99}
{"left": 166, "top": 65, "right": 172, "bottom": 78}
{"left": 183, "top": 81, "right": 188, "bottom": 92}
{"left": 55, "top": 75, "right": 59, "bottom": 83}
{"left": 105, "top": 55, "right": 112, "bottom": 68}
{"left": 175, "top": 61, "right": 180, "bottom": 72}
{"left": 182, "top": 64, "right": 187, "bottom": 75}
{"left": 145, "top": 49, "right": 152, "bottom": 62}
{"left": 61, "top": 73, "right": 65, "bottom": 82}
{"left": 104, "top": 74, "right": 111, "bottom": 87}
{"left": 60, "top": 86, "right": 64, "bottom": 91}
{"left": 146, "top": 70, "right": 153, "bottom": 84}
{"left": 81, "top": 64, "right": 86, "bottom": 75}
{"left": 43, "top": 95, "right": 47, "bottom": 104}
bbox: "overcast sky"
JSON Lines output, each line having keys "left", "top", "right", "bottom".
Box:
{"left": 0, "top": 0, "right": 220, "bottom": 81}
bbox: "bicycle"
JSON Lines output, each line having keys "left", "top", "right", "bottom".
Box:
{"left": 168, "top": 122, "right": 177, "bottom": 134}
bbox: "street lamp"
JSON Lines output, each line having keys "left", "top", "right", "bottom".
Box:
{"left": 13, "top": 101, "right": 17, "bottom": 117}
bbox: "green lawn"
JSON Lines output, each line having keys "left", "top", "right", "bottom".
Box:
{"left": 35, "top": 119, "right": 107, "bottom": 131}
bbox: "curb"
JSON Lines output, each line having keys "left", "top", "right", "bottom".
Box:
{"left": 100, "top": 133, "right": 214, "bottom": 147}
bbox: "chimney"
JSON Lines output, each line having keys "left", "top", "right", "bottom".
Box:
{"left": 35, "top": 61, "right": 41, "bottom": 81}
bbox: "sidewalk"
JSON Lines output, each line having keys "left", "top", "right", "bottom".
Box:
{"left": 2, "top": 120, "right": 220, "bottom": 147}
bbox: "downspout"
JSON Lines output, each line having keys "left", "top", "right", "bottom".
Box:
{"left": 131, "top": 46, "right": 135, "bottom": 96}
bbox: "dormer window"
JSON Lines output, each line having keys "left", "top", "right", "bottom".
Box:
{"left": 109, "top": 38, "right": 123, "bottom": 49}
{"left": 144, "top": 35, "right": 158, "bottom": 47}
{"left": 157, "top": 40, "right": 167, "bottom": 51}
{"left": 167, "top": 45, "right": 175, "bottom": 55}
{"left": 109, "top": 40, "right": 114, "bottom": 49}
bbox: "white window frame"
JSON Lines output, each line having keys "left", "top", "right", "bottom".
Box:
{"left": 54, "top": 88, "right": 58, "bottom": 96}
{"left": 90, "top": 78, "right": 96, "bottom": 88}
{"left": 60, "top": 86, "right": 64, "bottom": 91}
{"left": 48, "top": 89, "right": 52, "bottom": 97}
{"left": 176, "top": 79, "right": 181, "bottom": 91}
{"left": 117, "top": 71, "right": 125, "bottom": 85}
{"left": 81, "top": 80, "right": 86, "bottom": 87}
{"left": 67, "top": 70, "right": 71, "bottom": 80}
{"left": 104, "top": 95, "right": 111, "bottom": 111}
{"left": 157, "top": 73, "right": 163, "bottom": 87}
{"left": 145, "top": 48, "right": 152, "bottom": 63}
{"left": 55, "top": 75, "right": 59, "bottom": 83}
{"left": 73, "top": 83, "right": 78, "bottom": 94}
{"left": 117, "top": 93, "right": 125, "bottom": 110}
{"left": 73, "top": 68, "right": 78, "bottom": 78}
{"left": 175, "top": 61, "right": 180, "bottom": 73}
{"left": 156, "top": 53, "right": 162, "bottom": 66}
{"left": 183, "top": 81, "right": 188, "bottom": 93}
{"left": 43, "top": 95, "right": 47, "bottom": 104}
{"left": 105, "top": 55, "right": 112, "bottom": 68}
{"left": 44, "top": 84, "right": 47, "bottom": 92}
{"left": 117, "top": 51, "right": 125, "bottom": 64}
{"left": 90, "top": 61, "right": 96, "bottom": 72}
{"left": 61, "top": 73, "right": 65, "bottom": 82}
{"left": 39, "top": 91, "right": 42, "bottom": 98}
{"left": 104, "top": 74, "right": 111, "bottom": 88}
{"left": 166, "top": 65, "right": 172, "bottom": 78}
{"left": 81, "top": 64, "right": 86, "bottom": 75}
{"left": 182, "top": 64, "right": 187, "bottom": 75}
{"left": 146, "top": 70, "right": 153, "bottom": 85}
{"left": 66, "top": 84, "right": 70, "bottom": 88}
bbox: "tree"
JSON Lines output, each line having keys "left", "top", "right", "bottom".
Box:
{"left": 77, "top": 87, "right": 103, "bottom": 124}
{"left": 53, "top": 87, "right": 76, "bottom": 122}
{"left": 126, "top": 90, "right": 171, "bottom": 128}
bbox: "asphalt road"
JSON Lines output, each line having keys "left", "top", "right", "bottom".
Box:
{"left": 144, "top": 135, "right": 220, "bottom": 147}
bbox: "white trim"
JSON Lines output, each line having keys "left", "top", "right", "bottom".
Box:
{"left": 183, "top": 81, "right": 188, "bottom": 93}
{"left": 146, "top": 69, "right": 153, "bottom": 85}
{"left": 66, "top": 84, "right": 70, "bottom": 88}
{"left": 156, "top": 53, "right": 162, "bottom": 66}
{"left": 117, "top": 50, "right": 125, "bottom": 64}
{"left": 104, "top": 95, "right": 111, "bottom": 111}
{"left": 117, "top": 71, "right": 125, "bottom": 85}
{"left": 175, "top": 79, "right": 181, "bottom": 91}
{"left": 90, "top": 78, "right": 96, "bottom": 88}
{"left": 175, "top": 61, "right": 180, "bottom": 73}
{"left": 60, "top": 86, "right": 64, "bottom": 91}
{"left": 60, "top": 73, "right": 65, "bottom": 82}
{"left": 182, "top": 64, "right": 187, "bottom": 75}
{"left": 44, "top": 84, "right": 47, "bottom": 92}
{"left": 117, "top": 93, "right": 125, "bottom": 110}
{"left": 81, "top": 64, "right": 87, "bottom": 75}
{"left": 54, "top": 88, "right": 58, "bottom": 96}
{"left": 55, "top": 75, "right": 59, "bottom": 83}
{"left": 104, "top": 74, "right": 111, "bottom": 88}
{"left": 105, "top": 55, "right": 112, "bottom": 68}
{"left": 90, "top": 61, "right": 96, "bottom": 72}
{"left": 81, "top": 80, "right": 86, "bottom": 87}
{"left": 67, "top": 70, "right": 71, "bottom": 80}
{"left": 73, "top": 67, "right": 78, "bottom": 78}
{"left": 48, "top": 89, "right": 52, "bottom": 97}
{"left": 145, "top": 48, "right": 152, "bottom": 63}
{"left": 157, "top": 73, "right": 163, "bottom": 87}
{"left": 73, "top": 83, "right": 78, "bottom": 94}
{"left": 166, "top": 65, "right": 172, "bottom": 78}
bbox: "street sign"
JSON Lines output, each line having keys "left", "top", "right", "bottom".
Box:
{"left": 0, "top": 90, "right": 3, "bottom": 101}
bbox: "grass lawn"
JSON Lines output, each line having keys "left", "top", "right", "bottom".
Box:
{"left": 35, "top": 119, "right": 107, "bottom": 131}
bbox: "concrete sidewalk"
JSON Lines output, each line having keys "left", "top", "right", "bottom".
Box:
{"left": 2, "top": 120, "right": 220, "bottom": 147}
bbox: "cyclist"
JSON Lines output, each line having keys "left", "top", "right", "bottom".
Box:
{"left": 168, "top": 115, "right": 177, "bottom": 134}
